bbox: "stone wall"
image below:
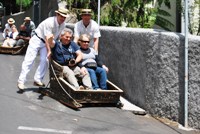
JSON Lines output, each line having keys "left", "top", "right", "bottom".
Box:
{"left": 66, "top": 24, "right": 200, "bottom": 129}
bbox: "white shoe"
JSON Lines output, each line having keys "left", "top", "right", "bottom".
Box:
{"left": 85, "top": 87, "right": 93, "bottom": 90}
{"left": 17, "top": 83, "right": 25, "bottom": 90}
{"left": 78, "top": 86, "right": 85, "bottom": 90}
{"left": 33, "top": 81, "right": 45, "bottom": 87}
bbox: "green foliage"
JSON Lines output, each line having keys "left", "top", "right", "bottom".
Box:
{"left": 188, "top": 0, "right": 200, "bottom": 35}
{"left": 155, "top": 8, "right": 174, "bottom": 31}
{"left": 111, "top": 0, "right": 121, "bottom": 6}
{"left": 63, "top": 0, "right": 174, "bottom": 31}
{"left": 157, "top": 0, "right": 170, "bottom": 8}
{"left": 16, "top": 0, "right": 32, "bottom": 8}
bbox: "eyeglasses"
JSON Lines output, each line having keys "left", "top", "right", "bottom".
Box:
{"left": 81, "top": 40, "right": 90, "bottom": 43}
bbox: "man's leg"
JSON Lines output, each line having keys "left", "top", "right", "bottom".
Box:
{"left": 18, "top": 37, "right": 39, "bottom": 86}
{"left": 34, "top": 46, "right": 48, "bottom": 84}
{"left": 73, "top": 66, "right": 92, "bottom": 89}
{"left": 9, "top": 39, "right": 16, "bottom": 47}
{"left": 2, "top": 40, "right": 9, "bottom": 47}
{"left": 16, "top": 39, "right": 25, "bottom": 46}
{"left": 63, "top": 66, "right": 79, "bottom": 88}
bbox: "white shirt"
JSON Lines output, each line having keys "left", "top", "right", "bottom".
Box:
{"left": 7, "top": 31, "right": 19, "bottom": 39}
{"left": 35, "top": 17, "right": 65, "bottom": 41}
{"left": 3, "top": 23, "right": 15, "bottom": 38}
{"left": 74, "top": 20, "right": 101, "bottom": 47}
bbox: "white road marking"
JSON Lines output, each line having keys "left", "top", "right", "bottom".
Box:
{"left": 18, "top": 126, "right": 72, "bottom": 134}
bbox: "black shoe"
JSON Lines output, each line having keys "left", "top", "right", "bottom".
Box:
{"left": 17, "top": 89, "right": 24, "bottom": 94}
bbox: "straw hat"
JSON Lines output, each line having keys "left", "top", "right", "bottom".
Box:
{"left": 7, "top": 18, "right": 15, "bottom": 24}
{"left": 55, "top": 7, "right": 70, "bottom": 18}
{"left": 24, "top": 17, "right": 31, "bottom": 21}
{"left": 80, "top": 9, "right": 92, "bottom": 15}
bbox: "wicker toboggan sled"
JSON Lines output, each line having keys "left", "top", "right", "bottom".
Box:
{"left": 41, "top": 60, "right": 124, "bottom": 109}
{"left": 0, "top": 44, "right": 28, "bottom": 55}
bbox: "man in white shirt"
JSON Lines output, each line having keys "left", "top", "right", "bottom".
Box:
{"left": 2, "top": 18, "right": 16, "bottom": 39}
{"left": 73, "top": 9, "right": 101, "bottom": 53}
{"left": 17, "top": 7, "right": 69, "bottom": 92}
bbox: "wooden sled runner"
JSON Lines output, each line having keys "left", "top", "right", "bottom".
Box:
{"left": 41, "top": 60, "right": 124, "bottom": 109}
{"left": 0, "top": 44, "right": 28, "bottom": 55}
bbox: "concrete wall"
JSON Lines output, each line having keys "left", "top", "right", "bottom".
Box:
{"left": 66, "top": 24, "right": 200, "bottom": 129}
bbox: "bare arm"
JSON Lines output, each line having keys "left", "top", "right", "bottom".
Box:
{"left": 102, "top": 65, "right": 109, "bottom": 73}
{"left": 17, "top": 36, "right": 30, "bottom": 41}
{"left": 93, "top": 38, "right": 99, "bottom": 53}
{"left": 23, "top": 36, "right": 31, "bottom": 41}
{"left": 73, "top": 36, "right": 79, "bottom": 44}
{"left": 47, "top": 34, "right": 55, "bottom": 48}
{"left": 45, "top": 34, "right": 55, "bottom": 59}
{"left": 75, "top": 50, "right": 83, "bottom": 63}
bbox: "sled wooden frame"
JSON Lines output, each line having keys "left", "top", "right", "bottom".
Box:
{"left": 42, "top": 60, "right": 124, "bottom": 109}
{"left": 0, "top": 44, "right": 28, "bottom": 55}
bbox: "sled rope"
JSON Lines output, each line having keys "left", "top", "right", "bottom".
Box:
{"left": 50, "top": 63, "right": 80, "bottom": 104}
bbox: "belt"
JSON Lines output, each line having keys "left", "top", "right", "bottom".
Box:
{"left": 34, "top": 32, "right": 45, "bottom": 43}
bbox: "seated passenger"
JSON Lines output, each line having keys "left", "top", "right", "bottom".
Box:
{"left": 14, "top": 24, "right": 30, "bottom": 47}
{"left": 2, "top": 18, "right": 16, "bottom": 39}
{"left": 48, "top": 28, "right": 92, "bottom": 90}
{"left": 2, "top": 25, "right": 19, "bottom": 47}
{"left": 78, "top": 34, "right": 109, "bottom": 90}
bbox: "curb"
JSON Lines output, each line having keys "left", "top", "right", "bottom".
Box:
{"left": 120, "top": 96, "right": 146, "bottom": 115}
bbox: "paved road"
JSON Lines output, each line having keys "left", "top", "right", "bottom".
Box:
{"left": 0, "top": 54, "right": 199, "bottom": 134}
{"left": 0, "top": 33, "right": 199, "bottom": 133}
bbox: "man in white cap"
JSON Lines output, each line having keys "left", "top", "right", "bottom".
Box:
{"left": 73, "top": 9, "right": 101, "bottom": 53}
{"left": 17, "top": 7, "right": 69, "bottom": 92}
{"left": 2, "top": 18, "right": 16, "bottom": 39}
{"left": 23, "top": 17, "right": 36, "bottom": 37}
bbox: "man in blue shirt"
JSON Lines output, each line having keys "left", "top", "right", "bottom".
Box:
{"left": 48, "top": 28, "right": 92, "bottom": 90}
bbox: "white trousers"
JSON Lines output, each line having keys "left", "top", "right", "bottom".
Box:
{"left": 2, "top": 39, "right": 16, "bottom": 47}
{"left": 18, "top": 35, "right": 48, "bottom": 84}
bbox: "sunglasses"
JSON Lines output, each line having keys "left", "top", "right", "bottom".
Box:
{"left": 81, "top": 40, "right": 90, "bottom": 43}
